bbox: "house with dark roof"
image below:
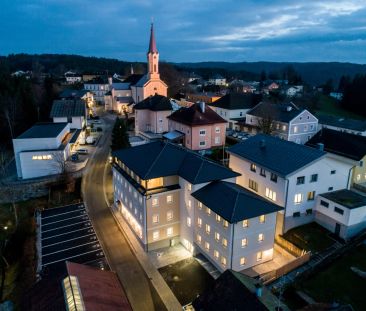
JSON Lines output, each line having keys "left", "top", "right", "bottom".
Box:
{"left": 166, "top": 102, "right": 227, "bottom": 151}
{"left": 12, "top": 123, "right": 79, "bottom": 179}
{"left": 208, "top": 93, "right": 261, "bottom": 130}
{"left": 134, "top": 94, "right": 173, "bottom": 136}
{"left": 50, "top": 99, "right": 86, "bottom": 129}
{"left": 317, "top": 114, "right": 366, "bottom": 136}
{"left": 209, "top": 74, "right": 226, "bottom": 86}
{"left": 245, "top": 101, "right": 318, "bottom": 144}
{"left": 84, "top": 77, "right": 110, "bottom": 103}
{"left": 228, "top": 134, "right": 354, "bottom": 232}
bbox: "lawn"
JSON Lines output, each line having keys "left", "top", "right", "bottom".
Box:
{"left": 315, "top": 95, "right": 363, "bottom": 119}
{"left": 158, "top": 257, "right": 215, "bottom": 306}
{"left": 282, "top": 222, "right": 335, "bottom": 253}
{"left": 301, "top": 244, "right": 366, "bottom": 311}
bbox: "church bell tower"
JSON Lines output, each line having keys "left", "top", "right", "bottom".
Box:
{"left": 147, "top": 23, "right": 160, "bottom": 80}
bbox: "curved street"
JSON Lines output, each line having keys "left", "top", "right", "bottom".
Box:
{"left": 81, "top": 113, "right": 166, "bottom": 311}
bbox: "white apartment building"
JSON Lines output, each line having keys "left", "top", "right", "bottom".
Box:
{"left": 112, "top": 141, "right": 283, "bottom": 271}
{"left": 228, "top": 134, "right": 353, "bottom": 233}
{"left": 84, "top": 78, "right": 110, "bottom": 104}
{"left": 246, "top": 102, "right": 318, "bottom": 144}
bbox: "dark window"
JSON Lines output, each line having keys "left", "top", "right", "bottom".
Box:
{"left": 270, "top": 173, "right": 278, "bottom": 183}
{"left": 250, "top": 163, "right": 256, "bottom": 172}
{"left": 331, "top": 170, "right": 336, "bottom": 174}
{"left": 293, "top": 212, "right": 300, "bottom": 217}
{"left": 328, "top": 187, "right": 333, "bottom": 191}
{"left": 260, "top": 168, "right": 266, "bottom": 177}
{"left": 310, "top": 174, "right": 318, "bottom": 182}
{"left": 320, "top": 200, "right": 329, "bottom": 207}
{"left": 248, "top": 179, "right": 258, "bottom": 192}
{"left": 306, "top": 208, "right": 313, "bottom": 215}
{"left": 334, "top": 207, "right": 344, "bottom": 215}
{"left": 297, "top": 176, "right": 305, "bottom": 185}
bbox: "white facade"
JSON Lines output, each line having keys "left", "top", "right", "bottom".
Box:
{"left": 209, "top": 106, "right": 248, "bottom": 130}
{"left": 84, "top": 82, "right": 110, "bottom": 103}
{"left": 53, "top": 116, "right": 85, "bottom": 130}
{"left": 209, "top": 77, "right": 227, "bottom": 86}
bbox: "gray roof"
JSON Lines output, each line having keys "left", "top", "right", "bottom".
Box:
{"left": 134, "top": 95, "right": 172, "bottom": 111}
{"left": 320, "top": 189, "right": 366, "bottom": 209}
{"left": 209, "top": 93, "right": 260, "bottom": 110}
{"left": 191, "top": 181, "right": 283, "bottom": 223}
{"left": 134, "top": 75, "right": 148, "bottom": 87}
{"left": 112, "top": 141, "right": 240, "bottom": 184}
{"left": 247, "top": 101, "right": 303, "bottom": 123}
{"left": 317, "top": 114, "right": 366, "bottom": 132}
{"left": 228, "top": 134, "right": 325, "bottom": 177}
{"left": 112, "top": 82, "right": 130, "bottom": 90}
{"left": 59, "top": 89, "right": 89, "bottom": 99}
{"left": 50, "top": 100, "right": 86, "bottom": 118}
{"left": 16, "top": 123, "right": 68, "bottom": 139}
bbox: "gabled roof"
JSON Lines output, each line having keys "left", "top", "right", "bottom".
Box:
{"left": 50, "top": 100, "right": 86, "bottom": 118}
{"left": 16, "top": 122, "right": 68, "bottom": 139}
{"left": 112, "top": 82, "right": 130, "bottom": 90}
{"left": 112, "top": 141, "right": 240, "bottom": 184}
{"left": 123, "top": 74, "right": 144, "bottom": 85}
{"left": 167, "top": 102, "right": 227, "bottom": 126}
{"left": 306, "top": 128, "right": 366, "bottom": 161}
{"left": 228, "top": 134, "right": 325, "bottom": 177}
{"left": 59, "top": 89, "right": 88, "bottom": 99}
{"left": 209, "top": 93, "right": 260, "bottom": 110}
{"left": 247, "top": 101, "right": 303, "bottom": 123}
{"left": 191, "top": 181, "right": 282, "bottom": 223}
{"left": 134, "top": 95, "right": 172, "bottom": 111}
{"left": 317, "top": 114, "right": 366, "bottom": 132}
{"left": 134, "top": 74, "right": 149, "bottom": 87}
{"left": 83, "top": 77, "right": 108, "bottom": 84}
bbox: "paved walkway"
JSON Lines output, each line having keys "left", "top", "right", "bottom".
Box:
{"left": 148, "top": 244, "right": 192, "bottom": 269}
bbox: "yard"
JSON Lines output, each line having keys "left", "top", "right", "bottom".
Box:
{"left": 158, "top": 257, "right": 215, "bottom": 306}
{"left": 300, "top": 244, "right": 366, "bottom": 311}
{"left": 282, "top": 222, "right": 336, "bottom": 253}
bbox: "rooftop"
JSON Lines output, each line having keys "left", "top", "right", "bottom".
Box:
{"left": 134, "top": 94, "right": 172, "bottom": 111}
{"left": 317, "top": 114, "right": 366, "bottom": 132}
{"left": 168, "top": 102, "right": 227, "bottom": 126}
{"left": 209, "top": 93, "right": 261, "bottom": 110}
{"left": 123, "top": 74, "right": 144, "bottom": 85}
{"left": 306, "top": 128, "right": 366, "bottom": 161}
{"left": 16, "top": 122, "right": 68, "bottom": 139}
{"left": 59, "top": 89, "right": 89, "bottom": 99}
{"left": 191, "top": 181, "right": 283, "bottom": 223}
{"left": 112, "top": 141, "right": 240, "bottom": 184}
{"left": 50, "top": 99, "right": 86, "bottom": 118}
{"left": 228, "top": 134, "right": 325, "bottom": 177}
{"left": 320, "top": 189, "right": 366, "bottom": 209}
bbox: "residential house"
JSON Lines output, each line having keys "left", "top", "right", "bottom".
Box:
{"left": 58, "top": 89, "right": 94, "bottom": 110}
{"left": 50, "top": 99, "right": 86, "bottom": 129}
{"left": 64, "top": 72, "right": 82, "bottom": 84}
{"left": 84, "top": 77, "right": 110, "bottom": 104}
{"left": 209, "top": 74, "right": 226, "bottom": 86}
{"left": 317, "top": 114, "right": 366, "bottom": 136}
{"left": 245, "top": 101, "right": 318, "bottom": 144}
{"left": 166, "top": 102, "right": 227, "bottom": 151}
{"left": 186, "top": 93, "right": 222, "bottom": 104}
{"left": 104, "top": 79, "right": 133, "bottom": 113}
{"left": 329, "top": 92, "right": 343, "bottom": 100}
{"left": 284, "top": 85, "right": 303, "bottom": 97}
{"left": 228, "top": 134, "right": 353, "bottom": 232}
{"left": 134, "top": 94, "right": 172, "bottom": 135}
{"left": 208, "top": 93, "right": 260, "bottom": 130}
{"left": 13, "top": 123, "right": 80, "bottom": 179}
{"left": 111, "top": 141, "right": 283, "bottom": 271}
{"left": 82, "top": 72, "right": 104, "bottom": 82}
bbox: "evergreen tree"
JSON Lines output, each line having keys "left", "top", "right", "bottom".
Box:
{"left": 111, "top": 118, "right": 131, "bottom": 151}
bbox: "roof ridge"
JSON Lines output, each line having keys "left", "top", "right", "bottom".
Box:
{"left": 144, "top": 142, "right": 168, "bottom": 179}
{"left": 230, "top": 185, "right": 241, "bottom": 222}
{"left": 192, "top": 159, "right": 205, "bottom": 184}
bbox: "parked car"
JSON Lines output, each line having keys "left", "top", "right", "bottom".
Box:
{"left": 86, "top": 136, "right": 96, "bottom": 144}
{"left": 76, "top": 148, "right": 88, "bottom": 155}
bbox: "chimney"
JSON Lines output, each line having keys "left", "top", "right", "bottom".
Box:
{"left": 108, "top": 76, "right": 112, "bottom": 85}
{"left": 260, "top": 139, "right": 266, "bottom": 149}
{"left": 199, "top": 101, "right": 205, "bottom": 113}
{"left": 317, "top": 143, "right": 324, "bottom": 151}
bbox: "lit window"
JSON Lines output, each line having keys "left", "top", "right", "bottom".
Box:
{"left": 197, "top": 234, "right": 202, "bottom": 243}
{"left": 240, "top": 257, "right": 246, "bottom": 266}
{"left": 265, "top": 188, "right": 277, "bottom": 201}
{"left": 187, "top": 217, "right": 191, "bottom": 227}
{"left": 257, "top": 251, "right": 263, "bottom": 261}
{"left": 188, "top": 200, "right": 192, "bottom": 208}
{"left": 221, "top": 256, "right": 227, "bottom": 266}
{"left": 167, "top": 210, "right": 173, "bottom": 221}
{"left": 206, "top": 207, "right": 211, "bottom": 215}
{"left": 250, "top": 163, "right": 256, "bottom": 172}
{"left": 198, "top": 202, "right": 203, "bottom": 209}
{"left": 215, "top": 232, "right": 220, "bottom": 241}
{"left": 222, "top": 238, "right": 228, "bottom": 248}
{"left": 248, "top": 179, "right": 258, "bottom": 192}
{"left": 282, "top": 125, "right": 287, "bottom": 131}
{"left": 129, "top": 186, "right": 131, "bottom": 193}
{"left": 243, "top": 219, "right": 249, "bottom": 228}
{"left": 167, "top": 227, "right": 173, "bottom": 236}
{"left": 294, "top": 126, "right": 298, "bottom": 133}
{"left": 259, "top": 215, "right": 265, "bottom": 223}
{"left": 258, "top": 233, "right": 264, "bottom": 242}
{"left": 152, "top": 198, "right": 159, "bottom": 206}
{"left": 214, "top": 250, "right": 219, "bottom": 259}
{"left": 205, "top": 224, "right": 211, "bottom": 234}
{"left": 152, "top": 214, "right": 159, "bottom": 224}
{"left": 216, "top": 215, "right": 221, "bottom": 222}
{"left": 223, "top": 220, "right": 229, "bottom": 228}
{"left": 307, "top": 191, "right": 315, "bottom": 201}
{"left": 167, "top": 195, "right": 173, "bottom": 204}
{"left": 241, "top": 238, "right": 247, "bottom": 247}
{"left": 205, "top": 242, "right": 210, "bottom": 251}
{"left": 294, "top": 193, "right": 303, "bottom": 204}
{"left": 187, "top": 183, "right": 192, "bottom": 191}
{"left": 153, "top": 231, "right": 159, "bottom": 241}
{"left": 197, "top": 217, "right": 202, "bottom": 227}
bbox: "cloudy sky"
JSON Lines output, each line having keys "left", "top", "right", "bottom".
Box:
{"left": 1, "top": 0, "right": 366, "bottom": 63}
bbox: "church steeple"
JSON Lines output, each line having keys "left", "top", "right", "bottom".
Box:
{"left": 147, "top": 23, "right": 159, "bottom": 79}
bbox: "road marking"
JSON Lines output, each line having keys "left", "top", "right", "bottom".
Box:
{"left": 42, "top": 240, "right": 100, "bottom": 257}
{"left": 42, "top": 233, "right": 97, "bottom": 248}
{"left": 42, "top": 220, "right": 91, "bottom": 233}
{"left": 42, "top": 227, "right": 94, "bottom": 240}
{"left": 42, "top": 214, "right": 89, "bottom": 226}
{"left": 42, "top": 209, "right": 86, "bottom": 219}
{"left": 43, "top": 248, "right": 103, "bottom": 266}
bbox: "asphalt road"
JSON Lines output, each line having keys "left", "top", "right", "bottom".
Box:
{"left": 81, "top": 112, "right": 166, "bottom": 311}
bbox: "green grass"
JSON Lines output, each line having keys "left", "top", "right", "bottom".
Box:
{"left": 282, "top": 222, "right": 335, "bottom": 253}
{"left": 315, "top": 95, "right": 363, "bottom": 120}
{"left": 301, "top": 244, "right": 366, "bottom": 311}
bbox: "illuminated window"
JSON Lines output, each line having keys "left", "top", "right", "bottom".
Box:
{"left": 215, "top": 232, "right": 220, "bottom": 241}
{"left": 222, "top": 238, "right": 228, "bottom": 248}
{"left": 214, "top": 250, "right": 219, "bottom": 259}
{"left": 257, "top": 251, "right": 263, "bottom": 261}
{"left": 188, "top": 200, "right": 192, "bottom": 208}
{"left": 167, "top": 210, "right": 173, "bottom": 221}
{"left": 197, "top": 234, "right": 202, "bottom": 243}
{"left": 241, "top": 238, "right": 247, "bottom": 247}
{"left": 265, "top": 188, "right": 277, "bottom": 201}
{"left": 249, "top": 179, "right": 258, "bottom": 192}
{"left": 152, "top": 214, "right": 159, "bottom": 224}
{"left": 258, "top": 233, "right": 264, "bottom": 242}
{"left": 250, "top": 163, "right": 256, "bottom": 172}
{"left": 167, "top": 195, "right": 173, "bottom": 204}
{"left": 294, "top": 126, "right": 298, "bottom": 133}
{"left": 205, "top": 242, "right": 210, "bottom": 251}
{"left": 206, "top": 207, "right": 211, "bottom": 215}
{"left": 221, "top": 256, "right": 227, "bottom": 266}
{"left": 259, "top": 215, "right": 265, "bottom": 223}
{"left": 167, "top": 227, "right": 173, "bottom": 236}
{"left": 62, "top": 276, "right": 85, "bottom": 311}
{"left": 152, "top": 198, "right": 159, "bottom": 206}
{"left": 216, "top": 215, "right": 221, "bottom": 222}
{"left": 240, "top": 257, "right": 246, "bottom": 266}
{"left": 187, "top": 217, "right": 191, "bottom": 227}
{"left": 187, "top": 183, "right": 192, "bottom": 191}
{"left": 197, "top": 217, "right": 202, "bottom": 227}
{"left": 198, "top": 202, "right": 203, "bottom": 209}
{"left": 205, "top": 224, "right": 211, "bottom": 234}
{"left": 153, "top": 231, "right": 159, "bottom": 240}
{"left": 223, "top": 220, "right": 229, "bottom": 228}
{"left": 307, "top": 191, "right": 315, "bottom": 201}
{"left": 294, "top": 193, "right": 303, "bottom": 204}
{"left": 243, "top": 219, "right": 249, "bottom": 228}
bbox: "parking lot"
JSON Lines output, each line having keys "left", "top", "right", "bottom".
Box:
{"left": 39, "top": 203, "right": 107, "bottom": 273}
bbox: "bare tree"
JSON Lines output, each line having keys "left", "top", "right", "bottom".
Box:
{"left": 258, "top": 114, "right": 274, "bottom": 135}
{"left": 0, "top": 147, "right": 11, "bottom": 178}
{"left": 52, "top": 152, "right": 75, "bottom": 193}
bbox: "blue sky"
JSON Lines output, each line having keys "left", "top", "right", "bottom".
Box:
{"left": 1, "top": 0, "right": 366, "bottom": 63}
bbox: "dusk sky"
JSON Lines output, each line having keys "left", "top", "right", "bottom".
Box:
{"left": 1, "top": 0, "right": 366, "bottom": 63}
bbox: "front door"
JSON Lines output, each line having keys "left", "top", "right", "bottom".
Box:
{"left": 335, "top": 223, "right": 341, "bottom": 236}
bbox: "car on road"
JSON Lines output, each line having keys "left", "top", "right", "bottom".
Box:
{"left": 76, "top": 148, "right": 88, "bottom": 155}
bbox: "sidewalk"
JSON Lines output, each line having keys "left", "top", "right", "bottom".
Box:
{"left": 111, "top": 208, "right": 182, "bottom": 311}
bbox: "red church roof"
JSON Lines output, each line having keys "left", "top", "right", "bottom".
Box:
{"left": 148, "top": 23, "right": 158, "bottom": 54}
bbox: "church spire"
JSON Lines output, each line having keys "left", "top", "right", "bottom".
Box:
{"left": 148, "top": 23, "right": 158, "bottom": 54}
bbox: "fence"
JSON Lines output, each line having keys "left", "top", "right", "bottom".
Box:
{"left": 275, "top": 235, "right": 307, "bottom": 257}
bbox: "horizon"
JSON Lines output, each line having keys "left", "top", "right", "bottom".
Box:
{"left": 1, "top": 1, "right": 366, "bottom": 64}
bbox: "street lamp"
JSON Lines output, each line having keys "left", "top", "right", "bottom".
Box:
{"left": 3, "top": 227, "right": 7, "bottom": 231}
